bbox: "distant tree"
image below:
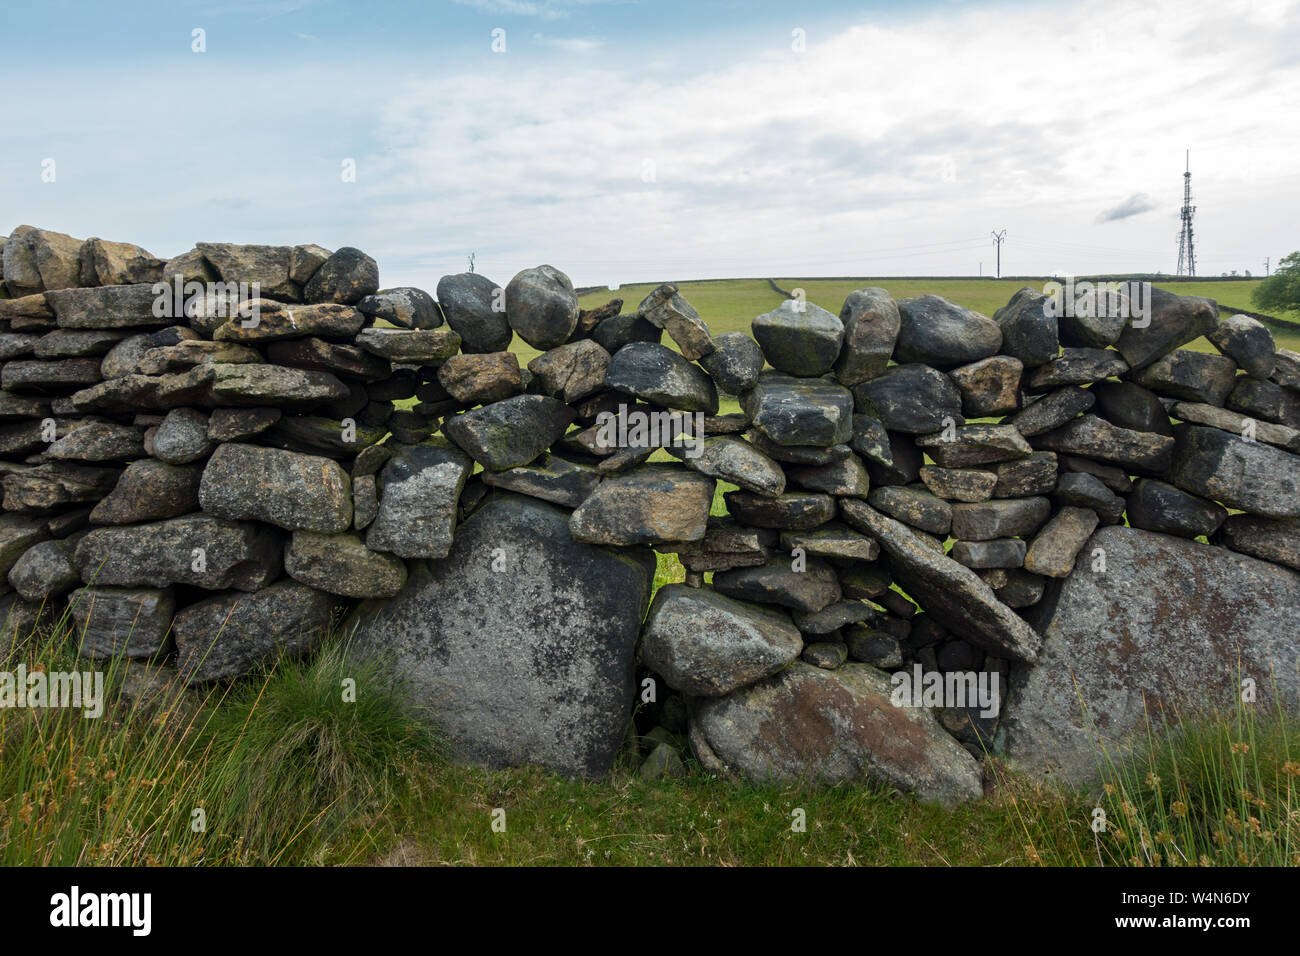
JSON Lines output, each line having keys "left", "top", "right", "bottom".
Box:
{"left": 1252, "top": 251, "right": 1300, "bottom": 314}
{"left": 468, "top": 252, "right": 476, "bottom": 274}
{"left": 1245, "top": 269, "right": 1252, "bottom": 278}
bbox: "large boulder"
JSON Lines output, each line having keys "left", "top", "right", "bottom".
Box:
{"left": 1169, "top": 424, "right": 1300, "bottom": 519}
{"left": 689, "top": 661, "right": 984, "bottom": 806}
{"left": 1004, "top": 526, "right": 1300, "bottom": 785}
{"left": 346, "top": 494, "right": 655, "bottom": 777}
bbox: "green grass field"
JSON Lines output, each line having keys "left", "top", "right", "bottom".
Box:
{"left": 3, "top": 621, "right": 1296, "bottom": 867}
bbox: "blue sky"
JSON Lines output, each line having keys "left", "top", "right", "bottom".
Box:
{"left": 3, "top": 0, "right": 1298, "bottom": 290}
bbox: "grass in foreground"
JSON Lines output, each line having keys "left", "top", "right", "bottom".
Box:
{"left": 2, "top": 617, "right": 1295, "bottom": 866}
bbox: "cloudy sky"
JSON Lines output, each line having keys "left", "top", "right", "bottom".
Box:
{"left": 3, "top": 0, "right": 1298, "bottom": 289}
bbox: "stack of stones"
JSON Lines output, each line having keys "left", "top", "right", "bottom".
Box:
{"left": 0, "top": 224, "right": 455, "bottom": 681}
{"left": 3, "top": 223, "right": 1297, "bottom": 799}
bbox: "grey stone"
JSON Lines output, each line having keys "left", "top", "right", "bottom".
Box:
{"left": 849, "top": 414, "right": 892, "bottom": 466}
{"left": 1170, "top": 401, "right": 1300, "bottom": 453}
{"left": 950, "top": 538, "right": 1027, "bottom": 569}
{"left": 289, "top": 244, "right": 331, "bottom": 285}
{"left": 994, "top": 287, "right": 1060, "bottom": 365}
{"left": 443, "top": 395, "right": 574, "bottom": 470}
{"left": 683, "top": 436, "right": 785, "bottom": 496}
{"left": 1227, "top": 378, "right": 1300, "bottom": 428}
{"left": 785, "top": 453, "right": 870, "bottom": 498}
{"left": 437, "top": 351, "right": 522, "bottom": 405}
{"left": 868, "top": 485, "right": 952, "bottom": 535}
{"left": 527, "top": 340, "right": 610, "bottom": 403}
{"left": 1114, "top": 288, "right": 1219, "bottom": 370}
{"left": 69, "top": 587, "right": 174, "bottom": 660}
{"left": 915, "top": 424, "right": 1032, "bottom": 468}
{"left": 195, "top": 242, "right": 297, "bottom": 299}
{"left": 8, "top": 539, "right": 79, "bottom": 601}
{"left": 366, "top": 440, "right": 473, "bottom": 559}
{"left": 852, "top": 364, "right": 962, "bottom": 434}
{"left": 723, "top": 490, "right": 835, "bottom": 530}
{"left": 74, "top": 516, "right": 282, "bottom": 591}
{"left": 354, "top": 328, "right": 460, "bottom": 364}
{"left": 1212, "top": 515, "right": 1300, "bottom": 571}
{"left": 590, "top": 312, "right": 662, "bottom": 355}
{"left": 752, "top": 300, "right": 844, "bottom": 376}
{"left": 357, "top": 287, "right": 440, "bottom": 330}
{"left": 895, "top": 295, "right": 1001, "bottom": 368}
{"left": 212, "top": 300, "right": 365, "bottom": 342}
{"left": 843, "top": 626, "right": 903, "bottom": 668}
{"left": 713, "top": 557, "right": 841, "bottom": 614}
{"left": 1032, "top": 414, "right": 1174, "bottom": 472}
{"left": 570, "top": 466, "right": 714, "bottom": 545}
{"left": 604, "top": 342, "right": 718, "bottom": 414}
{"left": 506, "top": 264, "right": 579, "bottom": 350}
{"left": 950, "top": 497, "right": 1051, "bottom": 541}
{"left": 347, "top": 494, "right": 655, "bottom": 777}
{"left": 637, "top": 284, "right": 713, "bottom": 360}
{"left": 1207, "top": 314, "right": 1275, "bottom": 379}
{"left": 919, "top": 466, "right": 997, "bottom": 503}
{"left": 1131, "top": 349, "right": 1237, "bottom": 405}
{"left": 700, "top": 332, "right": 764, "bottom": 395}
{"left": 45, "top": 284, "right": 168, "bottom": 330}
{"left": 802, "top": 642, "right": 849, "bottom": 669}
{"left": 89, "top": 460, "right": 202, "bottom": 525}
{"left": 743, "top": 373, "right": 853, "bottom": 446}
{"left": 46, "top": 421, "right": 145, "bottom": 462}
{"left": 642, "top": 584, "right": 802, "bottom": 696}
{"left": 2, "top": 358, "right": 101, "bottom": 390}
{"left": 689, "top": 661, "right": 983, "bottom": 806}
{"left": 1023, "top": 506, "right": 1099, "bottom": 578}
{"left": 1054, "top": 471, "right": 1125, "bottom": 525}
{"left": 481, "top": 454, "right": 600, "bottom": 508}
{"left": 284, "top": 531, "right": 408, "bottom": 598}
{"left": 949, "top": 355, "right": 1023, "bottom": 418}
{"left": 1010, "top": 386, "right": 1095, "bottom": 438}
{"left": 152, "top": 408, "right": 212, "bottom": 465}
{"left": 1088, "top": 380, "right": 1172, "bottom": 436}
{"left": 437, "top": 272, "right": 512, "bottom": 353}
{"left": 175, "top": 582, "right": 338, "bottom": 683}
{"left": 1125, "top": 478, "right": 1227, "bottom": 538}
{"left": 1005, "top": 526, "right": 1300, "bottom": 784}
{"left": 1168, "top": 424, "right": 1300, "bottom": 519}
{"left": 834, "top": 287, "right": 899, "bottom": 385}
{"left": 303, "top": 246, "right": 380, "bottom": 305}
{"left": 792, "top": 599, "right": 878, "bottom": 635}
{"left": 200, "top": 443, "right": 351, "bottom": 533}
{"left": 1025, "top": 347, "right": 1127, "bottom": 389}
{"left": 208, "top": 364, "right": 349, "bottom": 409}
{"left": 265, "top": 337, "right": 390, "bottom": 381}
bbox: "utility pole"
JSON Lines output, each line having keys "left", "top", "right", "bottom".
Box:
{"left": 1176, "top": 151, "right": 1196, "bottom": 276}
{"left": 991, "top": 231, "right": 1006, "bottom": 278}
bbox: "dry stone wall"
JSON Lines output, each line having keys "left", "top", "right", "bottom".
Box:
{"left": 2, "top": 223, "right": 1297, "bottom": 800}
